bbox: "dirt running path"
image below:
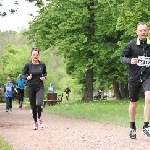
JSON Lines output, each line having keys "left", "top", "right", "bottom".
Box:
{"left": 0, "top": 105, "right": 150, "bottom": 150}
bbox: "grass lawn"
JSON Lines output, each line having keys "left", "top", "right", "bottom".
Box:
{"left": 44, "top": 98, "right": 145, "bottom": 128}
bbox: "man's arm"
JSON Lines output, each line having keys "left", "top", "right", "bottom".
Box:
{"left": 120, "top": 43, "right": 132, "bottom": 64}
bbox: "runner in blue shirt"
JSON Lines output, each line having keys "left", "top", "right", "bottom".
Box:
{"left": 16, "top": 74, "right": 27, "bottom": 108}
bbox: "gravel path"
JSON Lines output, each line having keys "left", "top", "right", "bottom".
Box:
{"left": 0, "top": 105, "right": 150, "bottom": 150}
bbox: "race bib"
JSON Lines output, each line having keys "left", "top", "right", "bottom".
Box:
{"left": 137, "top": 56, "right": 150, "bottom": 67}
{"left": 6, "top": 87, "right": 11, "bottom": 91}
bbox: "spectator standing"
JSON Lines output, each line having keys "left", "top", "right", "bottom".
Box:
{"left": 21, "top": 48, "right": 47, "bottom": 130}
{"left": 64, "top": 86, "right": 71, "bottom": 101}
{"left": 97, "top": 88, "right": 102, "bottom": 99}
{"left": 16, "top": 74, "right": 27, "bottom": 108}
{"left": 48, "top": 83, "right": 55, "bottom": 93}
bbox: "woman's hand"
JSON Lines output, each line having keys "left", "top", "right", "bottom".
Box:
{"left": 40, "top": 76, "right": 45, "bottom": 81}
{"left": 27, "top": 74, "right": 32, "bottom": 80}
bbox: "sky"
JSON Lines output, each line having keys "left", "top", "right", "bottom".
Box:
{"left": 0, "top": 0, "right": 38, "bottom": 31}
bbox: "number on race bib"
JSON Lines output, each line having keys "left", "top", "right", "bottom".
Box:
{"left": 137, "top": 56, "right": 150, "bottom": 67}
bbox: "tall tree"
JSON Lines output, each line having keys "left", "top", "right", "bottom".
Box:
{"left": 27, "top": 0, "right": 98, "bottom": 101}
{"left": 27, "top": 0, "right": 126, "bottom": 100}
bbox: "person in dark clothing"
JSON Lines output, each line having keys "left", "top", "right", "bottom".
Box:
{"left": 21, "top": 48, "right": 47, "bottom": 130}
{"left": 97, "top": 88, "right": 102, "bottom": 100}
{"left": 16, "top": 74, "right": 27, "bottom": 108}
{"left": 64, "top": 86, "right": 71, "bottom": 101}
{"left": 120, "top": 22, "right": 150, "bottom": 139}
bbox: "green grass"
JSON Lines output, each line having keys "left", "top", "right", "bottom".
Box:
{"left": 0, "top": 136, "right": 13, "bottom": 150}
{"left": 44, "top": 99, "right": 145, "bottom": 128}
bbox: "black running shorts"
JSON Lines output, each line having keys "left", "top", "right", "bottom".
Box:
{"left": 128, "top": 79, "right": 150, "bottom": 102}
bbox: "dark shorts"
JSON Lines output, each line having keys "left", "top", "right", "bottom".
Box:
{"left": 129, "top": 79, "right": 150, "bottom": 102}
{"left": 17, "top": 88, "right": 24, "bottom": 97}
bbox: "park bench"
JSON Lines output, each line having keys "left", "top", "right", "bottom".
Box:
{"left": 43, "top": 93, "right": 63, "bottom": 107}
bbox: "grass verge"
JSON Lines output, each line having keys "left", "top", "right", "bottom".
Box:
{"left": 0, "top": 136, "right": 13, "bottom": 150}
{"left": 43, "top": 98, "right": 145, "bottom": 128}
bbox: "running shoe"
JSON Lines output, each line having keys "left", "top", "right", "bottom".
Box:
{"left": 38, "top": 119, "right": 44, "bottom": 128}
{"left": 30, "top": 109, "right": 32, "bottom": 114}
{"left": 9, "top": 108, "right": 12, "bottom": 112}
{"left": 129, "top": 128, "right": 136, "bottom": 139}
{"left": 143, "top": 126, "right": 150, "bottom": 137}
{"left": 6, "top": 109, "right": 8, "bottom": 112}
{"left": 19, "top": 103, "right": 22, "bottom": 108}
{"left": 30, "top": 109, "right": 33, "bottom": 117}
{"left": 33, "top": 122, "right": 38, "bottom": 130}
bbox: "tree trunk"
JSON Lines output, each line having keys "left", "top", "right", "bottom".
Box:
{"left": 113, "top": 79, "right": 122, "bottom": 100}
{"left": 119, "top": 82, "right": 129, "bottom": 99}
{"left": 124, "top": 84, "right": 129, "bottom": 98}
{"left": 119, "top": 83, "right": 125, "bottom": 98}
{"left": 82, "top": 68, "right": 93, "bottom": 101}
{"left": 82, "top": 1, "right": 95, "bottom": 102}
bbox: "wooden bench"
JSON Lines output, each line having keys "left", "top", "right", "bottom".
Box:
{"left": 43, "top": 93, "right": 63, "bottom": 107}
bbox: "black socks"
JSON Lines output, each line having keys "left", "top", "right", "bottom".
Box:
{"left": 130, "top": 122, "right": 136, "bottom": 129}
{"left": 144, "top": 122, "right": 149, "bottom": 128}
{"left": 130, "top": 122, "right": 149, "bottom": 129}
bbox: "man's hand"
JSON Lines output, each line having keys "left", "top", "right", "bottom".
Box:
{"left": 131, "top": 58, "right": 139, "bottom": 64}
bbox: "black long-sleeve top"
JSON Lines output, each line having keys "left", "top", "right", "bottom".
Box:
{"left": 120, "top": 38, "right": 150, "bottom": 82}
{"left": 64, "top": 88, "right": 71, "bottom": 94}
{"left": 21, "top": 60, "right": 47, "bottom": 91}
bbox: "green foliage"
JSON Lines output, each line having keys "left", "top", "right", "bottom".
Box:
{"left": 0, "top": 43, "right": 82, "bottom": 100}
{"left": 0, "top": 30, "right": 34, "bottom": 85}
{"left": 116, "top": 1, "right": 150, "bottom": 49}
{"left": 1, "top": 45, "right": 30, "bottom": 78}
{"left": 39, "top": 48, "right": 82, "bottom": 99}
